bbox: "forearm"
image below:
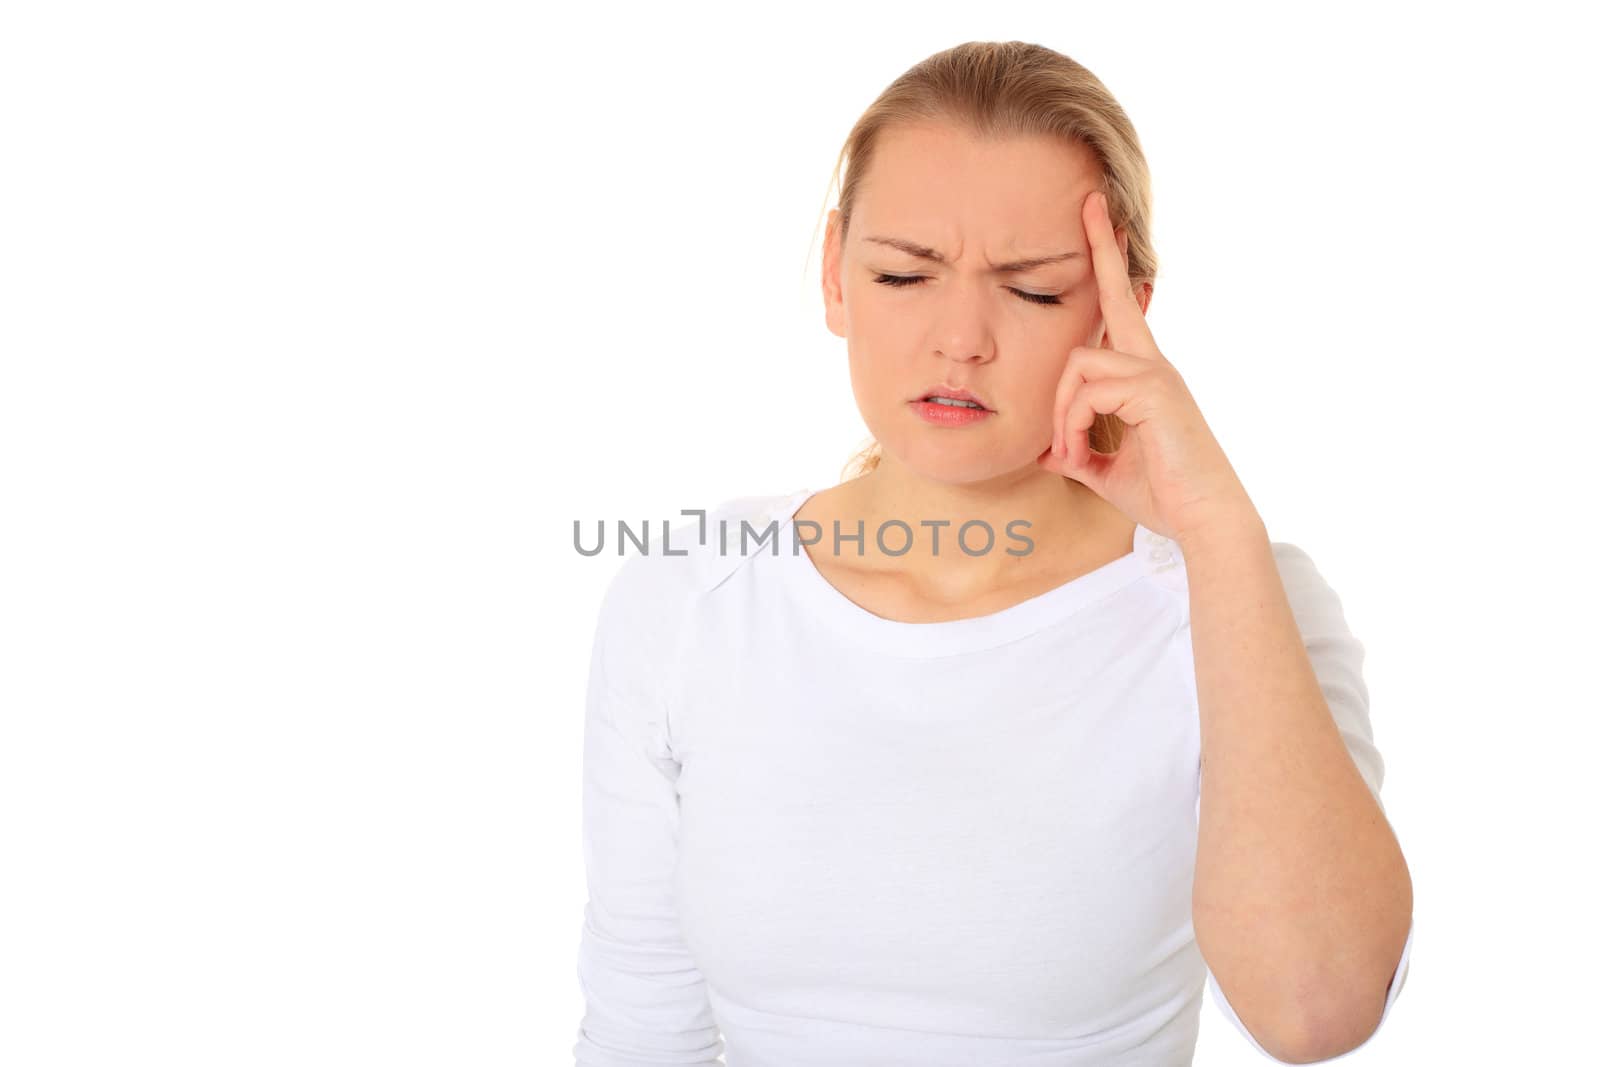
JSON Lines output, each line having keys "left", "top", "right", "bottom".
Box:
{"left": 1183, "top": 514, "right": 1413, "bottom": 1062}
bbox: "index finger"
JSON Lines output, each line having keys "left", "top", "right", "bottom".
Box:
{"left": 1084, "top": 190, "right": 1157, "bottom": 357}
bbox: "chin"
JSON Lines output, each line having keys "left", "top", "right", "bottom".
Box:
{"left": 885, "top": 436, "right": 1035, "bottom": 484}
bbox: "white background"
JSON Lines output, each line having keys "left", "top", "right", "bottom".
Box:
{"left": 3, "top": 1, "right": 1596, "bottom": 1063}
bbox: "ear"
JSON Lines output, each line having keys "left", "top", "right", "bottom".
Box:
{"left": 822, "top": 209, "right": 846, "bottom": 339}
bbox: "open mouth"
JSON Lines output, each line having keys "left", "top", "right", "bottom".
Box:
{"left": 915, "top": 384, "right": 994, "bottom": 412}
{"left": 919, "top": 395, "right": 990, "bottom": 411}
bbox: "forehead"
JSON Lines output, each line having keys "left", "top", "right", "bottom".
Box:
{"left": 852, "top": 122, "right": 1101, "bottom": 237}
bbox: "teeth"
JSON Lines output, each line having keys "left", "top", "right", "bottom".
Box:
{"left": 927, "top": 396, "right": 982, "bottom": 409}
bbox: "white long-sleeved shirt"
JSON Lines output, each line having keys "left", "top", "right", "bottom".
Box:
{"left": 573, "top": 487, "right": 1413, "bottom": 1066}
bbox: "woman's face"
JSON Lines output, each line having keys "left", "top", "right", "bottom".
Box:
{"left": 822, "top": 122, "right": 1148, "bottom": 484}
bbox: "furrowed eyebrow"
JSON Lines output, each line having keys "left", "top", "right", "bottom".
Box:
{"left": 862, "top": 235, "right": 1084, "bottom": 273}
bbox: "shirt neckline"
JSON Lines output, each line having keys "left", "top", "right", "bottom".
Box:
{"left": 769, "top": 486, "right": 1169, "bottom": 658}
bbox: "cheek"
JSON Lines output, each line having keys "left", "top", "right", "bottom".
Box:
{"left": 845, "top": 342, "right": 912, "bottom": 408}
{"left": 1009, "top": 311, "right": 1097, "bottom": 425}
{"left": 846, "top": 286, "right": 902, "bottom": 342}
{"left": 1016, "top": 303, "right": 1093, "bottom": 368}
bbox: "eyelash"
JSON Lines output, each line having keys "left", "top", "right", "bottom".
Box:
{"left": 872, "top": 273, "right": 1063, "bottom": 306}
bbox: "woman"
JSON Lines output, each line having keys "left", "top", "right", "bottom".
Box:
{"left": 573, "top": 41, "right": 1413, "bottom": 1066}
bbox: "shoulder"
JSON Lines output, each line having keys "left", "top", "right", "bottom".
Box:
{"left": 1166, "top": 535, "right": 1358, "bottom": 640}
{"left": 1268, "top": 539, "right": 1359, "bottom": 638}
{"left": 586, "top": 489, "right": 801, "bottom": 725}
{"left": 592, "top": 487, "right": 803, "bottom": 636}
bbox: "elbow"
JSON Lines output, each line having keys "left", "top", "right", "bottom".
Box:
{"left": 1265, "top": 1016, "right": 1382, "bottom": 1065}
{"left": 1254, "top": 981, "right": 1389, "bottom": 1064}
{"left": 1244, "top": 888, "right": 1414, "bottom": 1062}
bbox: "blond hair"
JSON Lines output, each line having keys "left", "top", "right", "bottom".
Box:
{"left": 812, "top": 41, "right": 1160, "bottom": 482}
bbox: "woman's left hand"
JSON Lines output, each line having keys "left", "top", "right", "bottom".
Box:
{"left": 1034, "top": 189, "right": 1260, "bottom": 545}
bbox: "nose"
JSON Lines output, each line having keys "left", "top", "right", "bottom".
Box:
{"left": 932, "top": 282, "right": 997, "bottom": 364}
{"left": 938, "top": 342, "right": 993, "bottom": 364}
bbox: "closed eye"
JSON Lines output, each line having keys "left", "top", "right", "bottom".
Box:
{"left": 872, "top": 273, "right": 1062, "bottom": 306}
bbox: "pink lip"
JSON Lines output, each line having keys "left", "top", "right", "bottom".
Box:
{"left": 909, "top": 398, "right": 996, "bottom": 427}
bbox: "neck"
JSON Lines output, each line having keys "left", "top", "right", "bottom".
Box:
{"left": 825, "top": 458, "right": 1129, "bottom": 591}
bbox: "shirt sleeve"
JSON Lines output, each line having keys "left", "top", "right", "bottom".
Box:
{"left": 1197, "top": 542, "right": 1413, "bottom": 1062}
{"left": 572, "top": 558, "right": 725, "bottom": 1066}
